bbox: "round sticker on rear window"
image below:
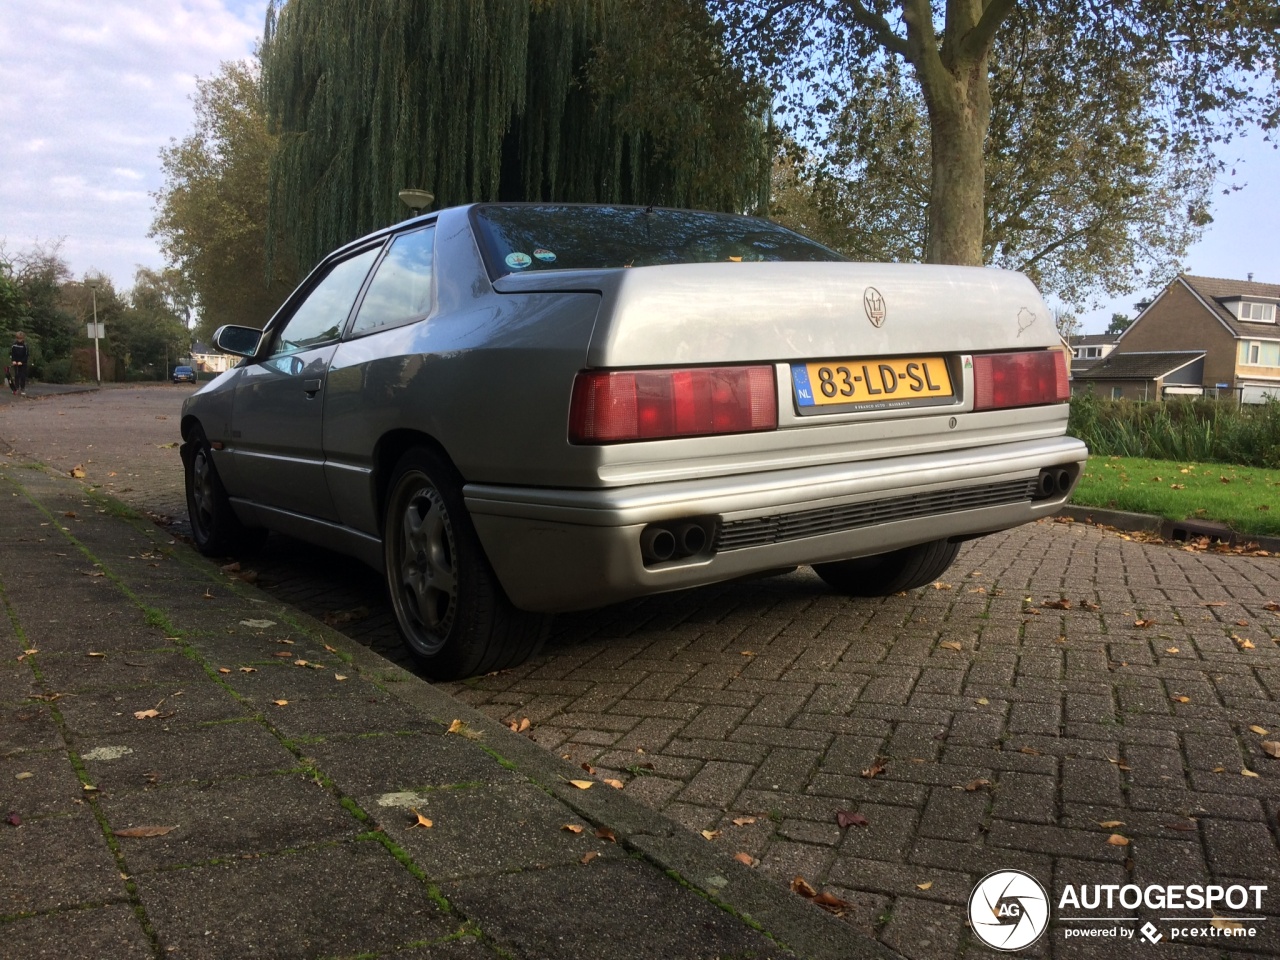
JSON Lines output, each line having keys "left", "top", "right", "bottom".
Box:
{"left": 505, "top": 252, "right": 533, "bottom": 270}
{"left": 533, "top": 248, "right": 557, "bottom": 262}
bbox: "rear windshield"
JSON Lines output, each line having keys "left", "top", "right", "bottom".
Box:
{"left": 471, "top": 204, "right": 845, "bottom": 279}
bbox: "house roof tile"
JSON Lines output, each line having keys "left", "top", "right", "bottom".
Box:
{"left": 1072, "top": 350, "right": 1205, "bottom": 381}
{"left": 1180, "top": 274, "right": 1280, "bottom": 339}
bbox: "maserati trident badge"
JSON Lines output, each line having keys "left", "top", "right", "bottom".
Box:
{"left": 864, "top": 286, "right": 886, "bottom": 328}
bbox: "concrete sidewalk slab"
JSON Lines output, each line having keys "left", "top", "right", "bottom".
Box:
{"left": 0, "top": 456, "right": 897, "bottom": 960}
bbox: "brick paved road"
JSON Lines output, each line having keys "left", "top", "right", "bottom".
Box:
{"left": 4, "top": 385, "right": 1280, "bottom": 958}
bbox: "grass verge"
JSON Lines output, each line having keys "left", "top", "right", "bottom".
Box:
{"left": 1071, "top": 456, "right": 1280, "bottom": 537}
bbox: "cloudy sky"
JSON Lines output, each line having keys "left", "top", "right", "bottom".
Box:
{"left": 1, "top": 1, "right": 1276, "bottom": 333}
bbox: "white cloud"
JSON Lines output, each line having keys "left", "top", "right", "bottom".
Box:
{"left": 0, "top": 0, "right": 263, "bottom": 287}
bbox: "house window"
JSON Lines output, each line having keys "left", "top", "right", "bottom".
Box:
{"left": 1085, "top": 346, "right": 1102, "bottom": 358}
{"left": 1240, "top": 301, "right": 1276, "bottom": 322}
{"left": 1111, "top": 386, "right": 1123, "bottom": 399}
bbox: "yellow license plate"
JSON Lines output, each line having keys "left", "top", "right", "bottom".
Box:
{"left": 792, "top": 357, "right": 954, "bottom": 408}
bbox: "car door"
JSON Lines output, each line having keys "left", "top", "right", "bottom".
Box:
{"left": 230, "top": 246, "right": 382, "bottom": 520}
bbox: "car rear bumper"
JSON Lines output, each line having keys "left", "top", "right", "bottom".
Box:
{"left": 465, "top": 435, "right": 1088, "bottom": 612}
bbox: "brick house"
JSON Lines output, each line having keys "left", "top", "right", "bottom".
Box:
{"left": 1075, "top": 274, "right": 1280, "bottom": 403}
{"left": 1067, "top": 332, "right": 1120, "bottom": 378}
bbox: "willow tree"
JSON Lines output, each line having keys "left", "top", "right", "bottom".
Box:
{"left": 261, "top": 0, "right": 773, "bottom": 269}
{"left": 717, "top": 0, "right": 1280, "bottom": 271}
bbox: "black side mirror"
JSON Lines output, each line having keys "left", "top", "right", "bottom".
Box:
{"left": 212, "top": 325, "right": 263, "bottom": 358}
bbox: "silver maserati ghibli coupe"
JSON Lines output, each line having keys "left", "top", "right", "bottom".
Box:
{"left": 181, "top": 203, "right": 1086, "bottom": 679}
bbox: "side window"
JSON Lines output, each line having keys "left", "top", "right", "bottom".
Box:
{"left": 268, "top": 247, "right": 381, "bottom": 358}
{"left": 349, "top": 226, "right": 436, "bottom": 337}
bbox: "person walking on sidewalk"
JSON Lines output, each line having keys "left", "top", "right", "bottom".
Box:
{"left": 9, "top": 331, "right": 29, "bottom": 395}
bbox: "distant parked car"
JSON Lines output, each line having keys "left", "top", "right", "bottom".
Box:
{"left": 180, "top": 203, "right": 1086, "bottom": 679}
{"left": 173, "top": 365, "right": 196, "bottom": 384}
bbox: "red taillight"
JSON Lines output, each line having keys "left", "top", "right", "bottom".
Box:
{"left": 972, "top": 351, "right": 1069, "bottom": 411}
{"left": 569, "top": 366, "right": 777, "bottom": 443}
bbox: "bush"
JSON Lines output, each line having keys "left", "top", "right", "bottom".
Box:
{"left": 1069, "top": 394, "right": 1280, "bottom": 469}
{"left": 40, "top": 358, "right": 74, "bottom": 384}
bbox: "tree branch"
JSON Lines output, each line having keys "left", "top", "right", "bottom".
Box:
{"left": 838, "top": 0, "right": 911, "bottom": 58}
{"left": 958, "top": 0, "right": 1017, "bottom": 61}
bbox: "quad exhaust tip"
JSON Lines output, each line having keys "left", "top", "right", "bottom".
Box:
{"left": 1034, "top": 466, "right": 1077, "bottom": 501}
{"left": 640, "top": 518, "right": 715, "bottom": 565}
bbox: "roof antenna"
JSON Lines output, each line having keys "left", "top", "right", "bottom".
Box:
{"left": 1247, "top": 272, "right": 1254, "bottom": 282}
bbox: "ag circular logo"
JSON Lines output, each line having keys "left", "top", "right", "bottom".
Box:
{"left": 968, "top": 869, "right": 1049, "bottom": 951}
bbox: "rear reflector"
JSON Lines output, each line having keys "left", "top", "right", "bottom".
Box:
{"left": 972, "top": 350, "right": 1069, "bottom": 411}
{"left": 569, "top": 366, "right": 777, "bottom": 443}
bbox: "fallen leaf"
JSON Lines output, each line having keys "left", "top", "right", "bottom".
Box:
{"left": 1172, "top": 695, "right": 1191, "bottom": 704}
{"left": 70, "top": 464, "right": 86, "bottom": 478}
{"left": 217, "top": 668, "right": 231, "bottom": 675}
{"left": 811, "top": 891, "right": 851, "bottom": 912}
{"left": 293, "top": 659, "right": 309, "bottom": 667}
{"left": 734, "top": 852, "right": 758, "bottom": 867}
{"left": 1165, "top": 647, "right": 1180, "bottom": 654}
{"left": 409, "top": 809, "right": 433, "bottom": 829}
{"left": 961, "top": 778, "right": 992, "bottom": 792}
{"left": 1203, "top": 602, "right": 1226, "bottom": 607}
{"left": 1019, "top": 746, "right": 1041, "bottom": 756}
{"left": 732, "top": 817, "right": 757, "bottom": 826}
{"left": 580, "top": 851, "right": 600, "bottom": 865}
{"left": 1107, "top": 834, "right": 1130, "bottom": 846}
{"left": 701, "top": 829, "right": 721, "bottom": 840}
{"left": 1212, "top": 917, "right": 1246, "bottom": 932}
{"left": 975, "top": 697, "right": 990, "bottom": 706}
{"left": 1261, "top": 741, "right": 1280, "bottom": 759}
{"left": 1098, "top": 820, "right": 1125, "bottom": 828}
{"left": 82, "top": 784, "right": 98, "bottom": 793}
{"left": 272, "top": 699, "right": 288, "bottom": 707}
{"left": 5, "top": 812, "right": 20, "bottom": 826}
{"left": 791, "top": 876, "right": 819, "bottom": 898}
{"left": 239, "top": 667, "right": 256, "bottom": 673}
{"left": 508, "top": 717, "right": 531, "bottom": 733}
{"left": 836, "top": 810, "right": 870, "bottom": 828}
{"left": 603, "top": 778, "right": 624, "bottom": 789}
{"left": 15, "top": 772, "right": 33, "bottom": 781}
{"left": 334, "top": 674, "right": 348, "bottom": 681}
{"left": 562, "top": 824, "right": 584, "bottom": 834}
{"left": 1213, "top": 766, "right": 1226, "bottom": 773}
{"left": 580, "top": 763, "right": 596, "bottom": 775}
{"left": 1237, "top": 638, "right": 1256, "bottom": 650}
{"left": 133, "top": 709, "right": 160, "bottom": 719}
{"left": 275, "top": 639, "right": 295, "bottom": 645}
{"left": 860, "top": 758, "right": 887, "bottom": 779}
{"left": 567, "top": 779, "right": 594, "bottom": 790}
{"left": 916, "top": 881, "right": 934, "bottom": 890}
{"left": 239, "top": 618, "right": 275, "bottom": 629}
{"left": 114, "top": 825, "right": 176, "bottom": 838}
{"left": 931, "top": 581, "right": 952, "bottom": 590}
{"left": 1236, "top": 619, "right": 1249, "bottom": 627}
{"left": 740, "top": 650, "right": 756, "bottom": 657}
{"left": 87, "top": 652, "right": 106, "bottom": 658}
{"left": 1134, "top": 618, "right": 1155, "bottom": 628}
{"left": 1080, "top": 599, "right": 1100, "bottom": 611}
{"left": 938, "top": 641, "right": 963, "bottom": 651}
{"left": 272, "top": 652, "right": 293, "bottom": 658}
{"left": 595, "top": 828, "right": 617, "bottom": 843}
{"left": 1042, "top": 598, "right": 1071, "bottom": 610}
{"left": 1249, "top": 725, "right": 1269, "bottom": 736}
{"left": 1241, "top": 768, "right": 1260, "bottom": 778}
{"left": 1263, "top": 601, "right": 1280, "bottom": 612}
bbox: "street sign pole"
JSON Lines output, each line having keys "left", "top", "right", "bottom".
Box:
{"left": 92, "top": 288, "right": 101, "bottom": 385}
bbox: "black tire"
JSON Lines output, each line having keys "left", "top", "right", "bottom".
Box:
{"left": 184, "top": 426, "right": 267, "bottom": 557}
{"left": 383, "top": 447, "right": 548, "bottom": 680}
{"left": 812, "top": 538, "right": 962, "bottom": 596}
